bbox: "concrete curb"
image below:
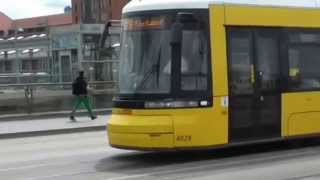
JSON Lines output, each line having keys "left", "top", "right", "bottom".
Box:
{"left": 0, "top": 109, "right": 112, "bottom": 122}
{"left": 0, "top": 125, "right": 107, "bottom": 140}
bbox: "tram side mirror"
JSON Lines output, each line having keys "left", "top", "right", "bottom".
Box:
{"left": 170, "top": 13, "right": 197, "bottom": 44}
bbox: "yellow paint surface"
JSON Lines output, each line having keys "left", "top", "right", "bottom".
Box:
{"left": 225, "top": 5, "right": 320, "bottom": 28}
{"left": 211, "top": 5, "right": 228, "bottom": 96}
{"left": 109, "top": 132, "right": 174, "bottom": 149}
{"left": 172, "top": 97, "right": 228, "bottom": 147}
{"left": 108, "top": 114, "right": 173, "bottom": 134}
{"left": 283, "top": 92, "right": 320, "bottom": 137}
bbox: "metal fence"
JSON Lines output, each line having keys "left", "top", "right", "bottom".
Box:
{"left": 0, "top": 82, "right": 117, "bottom": 116}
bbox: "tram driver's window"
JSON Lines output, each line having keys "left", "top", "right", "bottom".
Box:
{"left": 180, "top": 30, "right": 208, "bottom": 91}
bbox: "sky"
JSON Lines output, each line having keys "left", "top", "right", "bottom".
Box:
{"left": 0, "top": 0, "right": 71, "bottom": 19}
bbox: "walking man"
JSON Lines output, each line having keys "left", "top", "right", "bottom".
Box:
{"left": 70, "top": 71, "right": 97, "bottom": 122}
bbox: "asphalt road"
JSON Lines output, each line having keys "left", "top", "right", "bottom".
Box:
{"left": 2, "top": 131, "right": 320, "bottom": 180}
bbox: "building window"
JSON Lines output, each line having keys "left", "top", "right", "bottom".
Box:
{"left": 83, "top": 34, "right": 100, "bottom": 60}
{"left": 74, "top": 4, "right": 78, "bottom": 12}
{"left": 4, "top": 61, "right": 13, "bottom": 73}
{"left": 8, "top": 30, "right": 15, "bottom": 36}
{"left": 75, "top": 16, "right": 79, "bottom": 24}
{"left": 22, "top": 60, "right": 31, "bottom": 73}
{"left": 101, "top": 34, "right": 121, "bottom": 60}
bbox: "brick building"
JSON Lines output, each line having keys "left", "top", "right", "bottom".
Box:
{"left": 111, "top": 1, "right": 129, "bottom": 20}
{"left": 72, "top": 0, "right": 130, "bottom": 24}
{"left": 0, "top": 14, "right": 72, "bottom": 37}
{"left": 0, "top": 12, "right": 12, "bottom": 37}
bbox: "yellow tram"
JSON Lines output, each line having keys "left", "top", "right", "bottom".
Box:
{"left": 108, "top": 0, "right": 320, "bottom": 150}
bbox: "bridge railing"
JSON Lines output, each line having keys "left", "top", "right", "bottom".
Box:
{"left": 0, "top": 82, "right": 117, "bottom": 117}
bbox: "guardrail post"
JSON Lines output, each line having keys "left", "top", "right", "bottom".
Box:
{"left": 89, "top": 83, "right": 96, "bottom": 109}
{"left": 24, "top": 85, "right": 34, "bottom": 114}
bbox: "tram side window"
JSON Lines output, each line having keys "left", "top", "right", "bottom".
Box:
{"left": 256, "top": 34, "right": 280, "bottom": 91}
{"left": 287, "top": 31, "right": 320, "bottom": 91}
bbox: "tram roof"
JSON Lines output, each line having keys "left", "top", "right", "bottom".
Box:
{"left": 123, "top": 0, "right": 320, "bottom": 13}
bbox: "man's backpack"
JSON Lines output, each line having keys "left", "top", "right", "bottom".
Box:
{"left": 72, "top": 80, "right": 78, "bottom": 95}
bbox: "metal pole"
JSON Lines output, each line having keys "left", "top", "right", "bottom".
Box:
{"left": 58, "top": 52, "right": 62, "bottom": 83}
{"left": 78, "top": 24, "right": 84, "bottom": 73}
{"left": 14, "top": 28, "right": 20, "bottom": 84}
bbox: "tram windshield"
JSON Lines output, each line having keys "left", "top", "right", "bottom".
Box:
{"left": 119, "top": 11, "right": 211, "bottom": 99}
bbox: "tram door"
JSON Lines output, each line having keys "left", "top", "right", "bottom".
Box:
{"left": 228, "top": 28, "right": 282, "bottom": 142}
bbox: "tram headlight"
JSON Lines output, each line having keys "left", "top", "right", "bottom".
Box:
{"left": 145, "top": 101, "right": 201, "bottom": 109}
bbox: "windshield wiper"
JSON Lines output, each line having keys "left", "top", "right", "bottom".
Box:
{"left": 136, "top": 46, "right": 162, "bottom": 91}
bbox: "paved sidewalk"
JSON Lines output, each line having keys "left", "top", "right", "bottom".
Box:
{"left": 0, "top": 115, "right": 110, "bottom": 139}
{"left": 0, "top": 108, "right": 112, "bottom": 121}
